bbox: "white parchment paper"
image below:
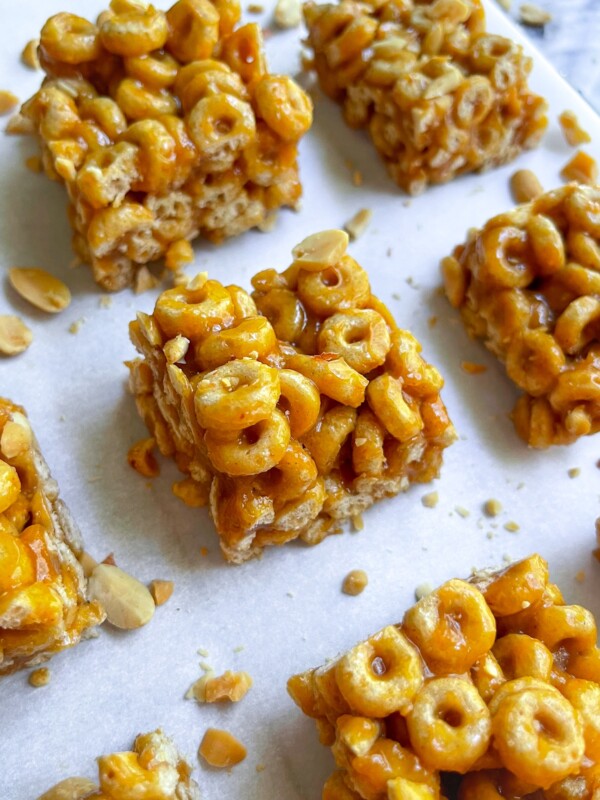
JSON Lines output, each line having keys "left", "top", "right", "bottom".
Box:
{"left": 1, "top": 2, "right": 599, "bottom": 798}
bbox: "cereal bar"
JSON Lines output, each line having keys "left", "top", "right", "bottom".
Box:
{"left": 127, "top": 230, "right": 456, "bottom": 562}
{"left": 20, "top": 0, "right": 313, "bottom": 291}
{"left": 0, "top": 399, "right": 104, "bottom": 675}
{"left": 38, "top": 729, "right": 200, "bottom": 799}
{"left": 442, "top": 182, "right": 600, "bottom": 447}
{"left": 288, "top": 554, "right": 600, "bottom": 799}
{"left": 303, "top": 0, "right": 547, "bottom": 195}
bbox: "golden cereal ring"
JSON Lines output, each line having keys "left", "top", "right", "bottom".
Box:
{"left": 492, "top": 683, "right": 584, "bottom": 788}
{"left": 0, "top": 526, "right": 35, "bottom": 593}
{"left": 277, "top": 369, "right": 320, "bottom": 438}
{"left": 124, "top": 51, "right": 179, "bottom": 89}
{"left": 115, "top": 78, "right": 178, "bottom": 121}
{"left": 407, "top": 677, "right": 492, "bottom": 773}
{"left": 454, "top": 75, "right": 494, "bottom": 127}
{"left": 352, "top": 408, "right": 385, "bottom": 476}
{"left": 100, "top": 7, "right": 168, "bottom": 56}
{"left": 0, "top": 461, "right": 22, "bottom": 514}
{"left": 254, "top": 76, "right": 313, "bottom": 141}
{"left": 165, "top": 0, "right": 220, "bottom": 63}
{"left": 253, "top": 289, "right": 306, "bottom": 342}
{"left": 121, "top": 119, "right": 177, "bottom": 193}
{"left": 564, "top": 185, "right": 600, "bottom": 238}
{"left": 291, "top": 230, "right": 349, "bottom": 272}
{"left": 226, "top": 285, "right": 258, "bottom": 319}
{"left": 87, "top": 202, "right": 154, "bottom": 259}
{"left": 386, "top": 331, "right": 444, "bottom": 396}
{"left": 560, "top": 678, "right": 600, "bottom": 761}
{"left": 482, "top": 554, "right": 548, "bottom": 617}
{"left": 403, "top": 579, "right": 496, "bottom": 674}
{"left": 471, "top": 652, "right": 505, "bottom": 704}
{"left": 297, "top": 256, "right": 371, "bottom": 316}
{"left": 205, "top": 408, "right": 290, "bottom": 475}
{"left": 219, "top": 23, "right": 266, "bottom": 85}
{"left": 526, "top": 214, "right": 565, "bottom": 276}
{"left": 260, "top": 440, "right": 318, "bottom": 504}
{"left": 195, "top": 316, "right": 277, "bottom": 370}
{"left": 154, "top": 279, "right": 235, "bottom": 340}
{"left": 40, "top": 13, "right": 102, "bottom": 64}
{"left": 567, "top": 648, "right": 600, "bottom": 683}
{"left": 335, "top": 626, "right": 423, "bottom": 717}
{"left": 79, "top": 96, "right": 127, "bottom": 139}
{"left": 492, "top": 634, "right": 553, "bottom": 682}
{"left": 98, "top": 751, "right": 176, "bottom": 800}
{"left": 301, "top": 405, "right": 356, "bottom": 475}
{"left": 351, "top": 737, "right": 440, "bottom": 797}
{"left": 505, "top": 329, "right": 566, "bottom": 396}
{"left": 194, "top": 359, "right": 280, "bottom": 430}
{"left": 525, "top": 604, "right": 598, "bottom": 652}
{"left": 187, "top": 94, "right": 256, "bottom": 158}
{"left": 317, "top": 310, "right": 391, "bottom": 374}
{"left": 366, "top": 374, "right": 423, "bottom": 442}
{"left": 286, "top": 353, "right": 368, "bottom": 408}
{"left": 568, "top": 229, "right": 600, "bottom": 270}
{"left": 554, "top": 295, "right": 600, "bottom": 355}
{"left": 476, "top": 226, "right": 535, "bottom": 288}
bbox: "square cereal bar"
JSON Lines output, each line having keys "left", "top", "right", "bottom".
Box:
{"left": 303, "top": 0, "right": 547, "bottom": 195}
{"left": 0, "top": 399, "right": 104, "bottom": 675}
{"left": 127, "top": 230, "right": 456, "bottom": 562}
{"left": 288, "top": 554, "right": 600, "bottom": 799}
{"left": 442, "top": 182, "right": 600, "bottom": 447}
{"left": 21, "top": 0, "right": 313, "bottom": 291}
{"left": 38, "top": 729, "right": 200, "bottom": 799}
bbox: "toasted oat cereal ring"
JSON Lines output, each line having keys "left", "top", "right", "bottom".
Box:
{"left": 100, "top": 7, "right": 168, "bottom": 56}
{"left": 254, "top": 75, "right": 313, "bottom": 142}
{"left": 297, "top": 256, "right": 371, "bottom": 316}
{"left": 165, "top": 0, "right": 220, "bottom": 63}
{"left": 560, "top": 678, "right": 600, "bottom": 760}
{"left": 154, "top": 280, "right": 235, "bottom": 340}
{"left": 403, "top": 579, "right": 496, "bottom": 674}
{"left": 121, "top": 119, "right": 177, "bottom": 193}
{"left": 259, "top": 440, "right": 318, "bottom": 504}
{"left": 506, "top": 329, "right": 566, "bottom": 396}
{"left": 40, "top": 13, "right": 102, "bottom": 64}
{"left": 317, "top": 310, "right": 391, "bottom": 374}
{"left": 277, "top": 369, "right": 320, "bottom": 438}
{"left": 194, "top": 359, "right": 280, "bottom": 430}
{"left": 187, "top": 94, "right": 256, "bottom": 158}
{"left": 491, "top": 683, "right": 584, "bottom": 788}
{"left": 205, "top": 408, "right": 290, "bottom": 475}
{"left": 218, "top": 23, "right": 266, "bottom": 85}
{"left": 366, "top": 374, "right": 423, "bottom": 442}
{"left": 286, "top": 353, "right": 368, "bottom": 408}
{"left": 554, "top": 296, "right": 600, "bottom": 355}
{"left": 492, "top": 634, "right": 553, "bottom": 682}
{"left": 475, "top": 226, "right": 535, "bottom": 288}
{"left": 526, "top": 214, "right": 565, "bottom": 276}
{"left": 271, "top": 476, "right": 325, "bottom": 530}
{"left": 124, "top": 51, "right": 180, "bottom": 89}
{"left": 254, "top": 288, "right": 306, "bottom": 343}
{"left": 564, "top": 185, "right": 600, "bottom": 238}
{"left": 195, "top": 316, "right": 277, "bottom": 370}
{"left": 407, "top": 677, "right": 492, "bottom": 773}
{"left": 457, "top": 772, "right": 504, "bottom": 800}
{"left": 0, "top": 526, "right": 35, "bottom": 594}
{"left": 336, "top": 625, "right": 424, "bottom": 717}
{"left": 524, "top": 603, "right": 598, "bottom": 652}
{"left": 482, "top": 554, "right": 549, "bottom": 617}
{"left": 0, "top": 582, "right": 63, "bottom": 628}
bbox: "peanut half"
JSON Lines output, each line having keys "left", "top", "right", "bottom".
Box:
{"left": 88, "top": 564, "right": 155, "bottom": 630}
{"left": 8, "top": 267, "right": 71, "bottom": 313}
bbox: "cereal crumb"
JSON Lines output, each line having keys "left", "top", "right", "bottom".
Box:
{"left": 198, "top": 647, "right": 209, "bottom": 657}
{"left": 503, "top": 553, "right": 514, "bottom": 564}
{"left": 415, "top": 582, "right": 433, "bottom": 600}
{"left": 484, "top": 499, "right": 502, "bottom": 517}
{"left": 150, "top": 579, "right": 174, "bottom": 606}
{"left": 391, "top": 292, "right": 401, "bottom": 300}
{"left": 21, "top": 39, "right": 40, "bottom": 69}
{"left": 202, "top": 671, "right": 253, "bottom": 704}
{"left": 233, "top": 645, "right": 245, "bottom": 653}
{"left": 255, "top": 764, "right": 266, "bottom": 773}
{"left": 519, "top": 3, "right": 552, "bottom": 26}
{"left": 342, "top": 569, "right": 368, "bottom": 596}
{"left": 461, "top": 361, "right": 487, "bottom": 375}
{"left": 200, "top": 546, "right": 209, "bottom": 557}
{"left": 558, "top": 110, "right": 591, "bottom": 147}
{"left": 386, "top": 248, "right": 392, "bottom": 257}
{"left": 25, "top": 155, "right": 42, "bottom": 173}
{"left": 504, "top": 521, "right": 520, "bottom": 533}
{"left": 68, "top": 318, "right": 85, "bottom": 334}
{"left": 421, "top": 491, "right": 439, "bottom": 509}
{"left": 344, "top": 208, "right": 372, "bottom": 241}
{"left": 568, "top": 467, "right": 581, "bottom": 479}
{"left": 575, "top": 570, "right": 585, "bottom": 583}
{"left": 199, "top": 729, "right": 247, "bottom": 769}
{"left": 247, "top": 3, "right": 264, "bottom": 11}
{"left": 402, "top": 199, "right": 412, "bottom": 208}
{"left": 516, "top": 482, "right": 525, "bottom": 490}
{"left": 0, "top": 90, "right": 19, "bottom": 116}
{"left": 486, "top": 531, "right": 494, "bottom": 540}
{"left": 134, "top": 265, "right": 160, "bottom": 294}
{"left": 496, "top": 0, "right": 511, "bottom": 8}
{"left": 351, "top": 513, "right": 364, "bottom": 532}
{"left": 28, "top": 667, "right": 50, "bottom": 688}
{"left": 428, "top": 316, "right": 438, "bottom": 328}
{"left": 560, "top": 150, "right": 598, "bottom": 185}
{"left": 5, "top": 112, "right": 34, "bottom": 135}
{"left": 127, "top": 437, "right": 159, "bottom": 478}
{"left": 286, "top": 590, "right": 295, "bottom": 598}
{"left": 274, "top": 0, "right": 301, "bottom": 28}
{"left": 352, "top": 169, "right": 363, "bottom": 187}
{"left": 455, "top": 505, "right": 470, "bottom": 518}
{"left": 97, "top": 296, "right": 112, "bottom": 309}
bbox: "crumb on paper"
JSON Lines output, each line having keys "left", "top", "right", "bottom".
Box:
{"left": 575, "top": 570, "right": 585, "bottom": 583}
{"left": 560, "top": 150, "right": 598, "bottom": 185}
{"left": 496, "top": 0, "right": 511, "bottom": 9}
{"left": 351, "top": 513, "right": 364, "bottom": 532}
{"left": 428, "top": 316, "right": 438, "bottom": 328}
{"left": 68, "top": 318, "right": 85, "bottom": 334}
{"left": 286, "top": 590, "right": 295, "bottom": 598}
{"left": 233, "top": 645, "right": 245, "bottom": 654}
{"left": 503, "top": 553, "right": 514, "bottom": 564}
{"left": 344, "top": 208, "right": 372, "bottom": 241}
{"left": 274, "top": 0, "right": 301, "bottom": 28}
{"left": 5, "top": 112, "right": 34, "bottom": 135}
{"left": 29, "top": 667, "right": 50, "bottom": 688}
{"left": 247, "top": 3, "right": 264, "bottom": 11}
{"left": 461, "top": 361, "right": 487, "bottom": 375}
{"left": 484, "top": 499, "right": 502, "bottom": 517}
{"left": 386, "top": 247, "right": 392, "bottom": 257}
{"left": 0, "top": 90, "right": 19, "bottom": 116}
{"left": 402, "top": 199, "right": 412, "bottom": 208}
{"left": 455, "top": 505, "right": 470, "bottom": 518}
{"left": 486, "top": 531, "right": 494, "bottom": 540}
{"left": 391, "top": 292, "right": 401, "bottom": 301}
{"left": 519, "top": 3, "right": 552, "bottom": 26}
{"left": 197, "top": 647, "right": 209, "bottom": 658}
{"left": 150, "top": 579, "right": 174, "bottom": 606}
{"left": 516, "top": 481, "right": 525, "bottom": 490}
{"left": 352, "top": 169, "right": 363, "bottom": 187}
{"left": 25, "top": 155, "right": 42, "bottom": 173}
{"left": 342, "top": 569, "right": 368, "bottom": 596}
{"left": 558, "top": 110, "right": 591, "bottom": 147}
{"left": 21, "top": 39, "right": 40, "bottom": 70}
{"left": 504, "top": 521, "right": 520, "bottom": 533}
{"left": 421, "top": 491, "right": 439, "bottom": 509}
{"left": 415, "top": 582, "right": 433, "bottom": 601}
{"left": 192, "top": 670, "right": 253, "bottom": 704}
{"left": 99, "top": 296, "right": 112, "bottom": 308}
{"left": 568, "top": 467, "right": 581, "bottom": 479}
{"left": 256, "top": 764, "right": 266, "bottom": 773}
{"left": 199, "top": 728, "right": 247, "bottom": 769}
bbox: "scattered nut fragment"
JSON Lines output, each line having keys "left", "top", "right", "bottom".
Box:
{"left": 455, "top": 505, "right": 470, "bottom": 518}
{"left": 247, "top": 2, "right": 264, "bottom": 11}
{"left": 127, "top": 437, "right": 159, "bottom": 478}
{"left": 99, "top": 296, "right": 113, "bottom": 309}
{"left": 352, "top": 170, "right": 363, "bottom": 187}
{"left": 291, "top": 229, "right": 349, "bottom": 271}
{"left": 187, "top": 669, "right": 216, "bottom": 702}
{"left": 165, "top": 239, "right": 195, "bottom": 271}
{"left": 150, "top": 579, "right": 174, "bottom": 607}
{"left": 101, "top": 552, "right": 117, "bottom": 566}
{"left": 37, "top": 777, "right": 98, "bottom": 800}
{"left": 21, "top": 39, "right": 40, "bottom": 69}
{"left": 0, "top": 90, "right": 19, "bottom": 115}
{"left": 199, "top": 729, "right": 247, "bottom": 768}
{"left": 134, "top": 265, "right": 160, "bottom": 294}
{"left": 164, "top": 334, "right": 190, "bottom": 364}
{"left": 29, "top": 667, "right": 50, "bottom": 688}
{"left": 0, "top": 315, "right": 33, "bottom": 356}
{"left": 1, "top": 417, "right": 32, "bottom": 459}
{"left": 568, "top": 467, "right": 581, "bottom": 479}
{"left": 461, "top": 361, "right": 487, "bottom": 375}
{"left": 8, "top": 267, "right": 71, "bottom": 313}
{"left": 342, "top": 569, "right": 368, "bottom": 596}
{"left": 202, "top": 671, "right": 253, "bottom": 703}
{"left": 496, "top": 0, "right": 511, "bottom": 9}
{"left": 484, "top": 499, "right": 502, "bottom": 517}
{"left": 274, "top": 0, "right": 301, "bottom": 28}
{"left": 344, "top": 208, "right": 372, "bottom": 241}
{"left": 560, "top": 150, "right": 598, "bottom": 185}
{"left": 68, "top": 318, "right": 85, "bottom": 334}
{"left": 510, "top": 169, "right": 543, "bottom": 203}
{"left": 25, "top": 155, "right": 42, "bottom": 173}
{"left": 351, "top": 513, "right": 364, "bottom": 532}
{"left": 5, "top": 112, "right": 34, "bottom": 135}
{"left": 421, "top": 491, "right": 439, "bottom": 509}
{"left": 87, "top": 563, "right": 155, "bottom": 630}
{"left": 519, "top": 3, "right": 552, "bottom": 26}
{"left": 415, "top": 582, "right": 433, "bottom": 600}
{"left": 504, "top": 521, "right": 520, "bottom": 533}
{"left": 559, "top": 110, "right": 591, "bottom": 146}
{"left": 575, "top": 570, "right": 585, "bottom": 583}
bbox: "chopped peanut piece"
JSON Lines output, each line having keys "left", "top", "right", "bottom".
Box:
{"left": 199, "top": 729, "right": 247, "bottom": 768}
{"left": 247, "top": 3, "right": 264, "bottom": 11}
{"left": 127, "top": 437, "right": 159, "bottom": 478}
{"left": 461, "top": 361, "right": 487, "bottom": 375}
{"left": 560, "top": 151, "right": 598, "bottom": 185}
{"left": 484, "top": 499, "right": 502, "bottom": 517}
{"left": 29, "top": 667, "right": 51, "bottom": 688}
{"left": 0, "top": 91, "right": 19, "bottom": 115}
{"left": 203, "top": 670, "right": 253, "bottom": 703}
{"left": 414, "top": 581, "right": 433, "bottom": 600}
{"left": 25, "top": 155, "right": 42, "bottom": 173}
{"left": 519, "top": 2, "right": 552, "bottom": 25}
{"left": 568, "top": 467, "right": 581, "bottom": 479}
{"left": 5, "top": 113, "right": 34, "bottom": 135}
{"left": 497, "top": 0, "right": 512, "bottom": 9}
{"left": 8, "top": 267, "right": 71, "bottom": 313}
{"left": 274, "top": 0, "right": 301, "bottom": 28}
{"left": 21, "top": 39, "right": 40, "bottom": 69}
{"left": 165, "top": 239, "right": 194, "bottom": 272}
{"left": 37, "top": 777, "right": 98, "bottom": 800}
{"left": 510, "top": 169, "right": 543, "bottom": 203}
{"left": 344, "top": 209, "right": 372, "bottom": 241}
{"left": 342, "top": 569, "right": 368, "bottom": 596}
{"left": 87, "top": 563, "right": 155, "bottom": 630}
{"left": 149, "top": 579, "right": 174, "bottom": 606}
{"left": 79, "top": 551, "right": 98, "bottom": 578}
{"left": 559, "top": 111, "right": 591, "bottom": 147}
{"left": 504, "top": 520, "right": 520, "bottom": 532}
{"left": 0, "top": 315, "right": 33, "bottom": 356}
{"left": 164, "top": 335, "right": 190, "bottom": 364}
{"left": 292, "top": 229, "right": 350, "bottom": 270}
{"left": 134, "top": 265, "right": 160, "bottom": 294}
{"left": 421, "top": 491, "right": 439, "bottom": 509}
